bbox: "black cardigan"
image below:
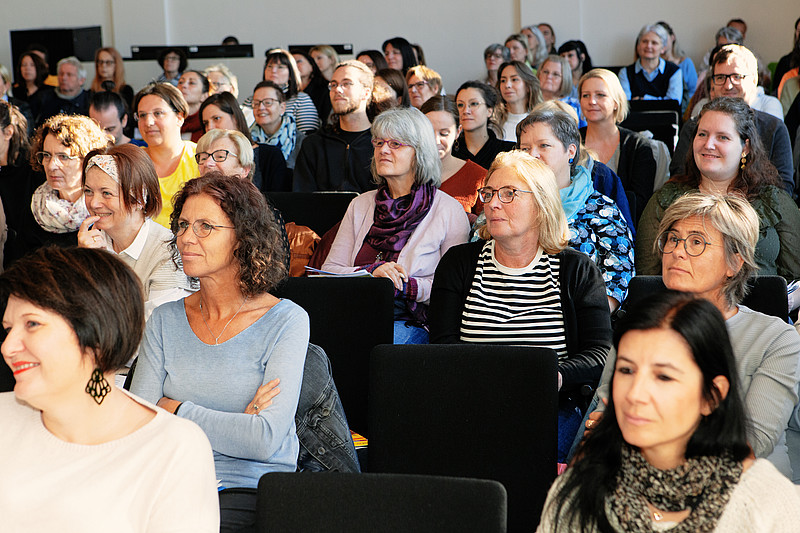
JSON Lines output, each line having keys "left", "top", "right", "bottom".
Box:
{"left": 428, "top": 241, "right": 612, "bottom": 389}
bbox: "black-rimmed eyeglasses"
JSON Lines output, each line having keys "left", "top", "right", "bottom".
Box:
{"left": 657, "top": 230, "right": 714, "bottom": 256}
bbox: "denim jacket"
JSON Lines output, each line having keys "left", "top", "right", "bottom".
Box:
{"left": 295, "top": 343, "right": 360, "bottom": 472}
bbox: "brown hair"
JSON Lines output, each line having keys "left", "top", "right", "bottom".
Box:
{"left": 91, "top": 47, "right": 127, "bottom": 94}
{"left": 29, "top": 114, "right": 110, "bottom": 171}
{"left": 133, "top": 82, "right": 188, "bottom": 118}
{"left": 0, "top": 101, "right": 30, "bottom": 166}
{"left": 82, "top": 144, "right": 162, "bottom": 218}
{"left": 169, "top": 172, "right": 288, "bottom": 296}
{"left": 0, "top": 246, "right": 145, "bottom": 374}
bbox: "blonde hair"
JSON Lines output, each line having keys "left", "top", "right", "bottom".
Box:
{"left": 478, "top": 150, "right": 569, "bottom": 253}
{"left": 405, "top": 65, "right": 442, "bottom": 94}
{"left": 196, "top": 129, "right": 254, "bottom": 181}
{"left": 578, "top": 69, "right": 629, "bottom": 123}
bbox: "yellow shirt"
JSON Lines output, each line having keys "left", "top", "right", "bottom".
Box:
{"left": 151, "top": 141, "right": 197, "bottom": 228}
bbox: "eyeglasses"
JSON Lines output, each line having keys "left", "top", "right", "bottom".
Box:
{"left": 176, "top": 219, "right": 235, "bottom": 238}
{"left": 252, "top": 98, "right": 279, "bottom": 108}
{"left": 540, "top": 69, "right": 562, "bottom": 78}
{"left": 371, "top": 139, "right": 410, "bottom": 150}
{"left": 134, "top": 109, "right": 170, "bottom": 122}
{"left": 163, "top": 55, "right": 181, "bottom": 62}
{"left": 657, "top": 230, "right": 713, "bottom": 256}
{"left": 487, "top": 53, "right": 505, "bottom": 60}
{"left": 408, "top": 80, "right": 429, "bottom": 92}
{"left": 328, "top": 80, "right": 356, "bottom": 91}
{"left": 456, "top": 101, "right": 486, "bottom": 112}
{"left": 96, "top": 60, "right": 115, "bottom": 67}
{"left": 209, "top": 80, "right": 231, "bottom": 90}
{"left": 195, "top": 149, "right": 233, "bottom": 165}
{"left": 711, "top": 73, "right": 747, "bottom": 86}
{"left": 36, "top": 151, "right": 79, "bottom": 165}
{"left": 477, "top": 186, "right": 533, "bottom": 203}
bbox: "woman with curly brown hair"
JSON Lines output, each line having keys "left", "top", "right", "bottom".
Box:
{"left": 131, "top": 172, "right": 309, "bottom": 532}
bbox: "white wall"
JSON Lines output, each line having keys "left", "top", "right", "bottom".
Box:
{"left": 1, "top": 0, "right": 797, "bottom": 101}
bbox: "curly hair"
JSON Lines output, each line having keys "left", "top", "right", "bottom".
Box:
{"left": 29, "top": 114, "right": 110, "bottom": 171}
{"left": 672, "top": 96, "right": 781, "bottom": 198}
{"left": 168, "top": 172, "right": 287, "bottom": 296}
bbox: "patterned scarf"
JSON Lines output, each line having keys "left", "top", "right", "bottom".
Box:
{"left": 30, "top": 181, "right": 90, "bottom": 233}
{"left": 606, "top": 444, "right": 742, "bottom": 532}
{"left": 364, "top": 183, "right": 435, "bottom": 255}
{"left": 250, "top": 114, "right": 297, "bottom": 161}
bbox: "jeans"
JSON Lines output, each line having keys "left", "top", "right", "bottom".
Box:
{"left": 394, "top": 321, "right": 429, "bottom": 344}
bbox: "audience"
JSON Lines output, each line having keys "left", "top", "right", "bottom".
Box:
{"left": 30, "top": 56, "right": 91, "bottom": 126}
{"left": 294, "top": 60, "right": 375, "bottom": 192}
{"left": 155, "top": 47, "right": 186, "bottom": 87}
{"left": 405, "top": 65, "right": 441, "bottom": 109}
{"left": 133, "top": 82, "right": 198, "bottom": 228}
{"left": 0, "top": 101, "right": 33, "bottom": 267}
{"left": 773, "top": 17, "right": 800, "bottom": 95}
{"left": 131, "top": 173, "right": 307, "bottom": 532}
{"left": 89, "top": 89, "right": 144, "bottom": 147}
{"left": 178, "top": 70, "right": 210, "bottom": 142}
{"left": 519, "top": 26, "right": 549, "bottom": 69}
{"left": 259, "top": 49, "right": 321, "bottom": 134}
{"left": 12, "top": 51, "right": 47, "bottom": 103}
{"left": 1, "top": 246, "right": 219, "bottom": 532}
{"left": 382, "top": 37, "right": 418, "bottom": 75}
{"left": 496, "top": 61, "right": 542, "bottom": 141}
{"left": 618, "top": 23, "right": 683, "bottom": 103}
{"left": 504, "top": 34, "right": 531, "bottom": 68}
{"left": 452, "top": 81, "right": 515, "bottom": 169}
{"left": 558, "top": 40, "right": 593, "bottom": 100}
{"left": 248, "top": 81, "right": 301, "bottom": 171}
{"left": 538, "top": 54, "right": 585, "bottom": 127}
{"left": 429, "top": 150, "right": 611, "bottom": 461}
{"left": 204, "top": 63, "right": 239, "bottom": 97}
{"left": 355, "top": 50, "right": 388, "bottom": 74}
{"left": 538, "top": 291, "right": 800, "bottom": 532}
{"left": 292, "top": 51, "right": 332, "bottom": 122}
{"left": 537, "top": 23, "right": 558, "bottom": 54}
{"left": 90, "top": 47, "right": 134, "bottom": 112}
{"left": 482, "top": 43, "right": 509, "bottom": 86}
{"left": 657, "top": 21, "right": 698, "bottom": 113}
{"left": 321, "top": 107, "right": 469, "bottom": 344}
{"left": 310, "top": 45, "right": 339, "bottom": 82}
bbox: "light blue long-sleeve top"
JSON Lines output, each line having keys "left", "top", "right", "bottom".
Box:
{"left": 131, "top": 298, "right": 310, "bottom": 488}
{"left": 618, "top": 58, "right": 683, "bottom": 102}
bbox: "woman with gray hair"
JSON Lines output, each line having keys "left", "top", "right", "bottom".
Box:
{"left": 483, "top": 43, "right": 509, "bottom": 86}
{"left": 538, "top": 54, "right": 585, "bottom": 127}
{"left": 322, "top": 107, "right": 470, "bottom": 344}
{"left": 520, "top": 25, "right": 549, "bottom": 69}
{"left": 618, "top": 23, "right": 683, "bottom": 102}
{"left": 588, "top": 191, "right": 800, "bottom": 478}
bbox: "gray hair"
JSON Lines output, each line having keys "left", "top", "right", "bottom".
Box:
{"left": 0, "top": 64, "right": 10, "bottom": 88}
{"left": 657, "top": 192, "right": 759, "bottom": 308}
{"left": 204, "top": 63, "right": 239, "bottom": 97}
{"left": 636, "top": 24, "right": 670, "bottom": 54}
{"left": 716, "top": 26, "right": 744, "bottom": 45}
{"left": 370, "top": 107, "right": 441, "bottom": 187}
{"left": 196, "top": 128, "right": 255, "bottom": 181}
{"left": 57, "top": 56, "right": 86, "bottom": 81}
{"left": 522, "top": 25, "right": 549, "bottom": 68}
{"left": 541, "top": 54, "right": 573, "bottom": 97}
{"left": 484, "top": 43, "right": 510, "bottom": 62}
{"left": 516, "top": 104, "right": 582, "bottom": 176}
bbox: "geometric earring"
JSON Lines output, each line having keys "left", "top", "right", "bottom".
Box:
{"left": 85, "top": 368, "right": 111, "bottom": 405}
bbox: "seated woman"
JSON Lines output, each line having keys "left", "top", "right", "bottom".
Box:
{"left": 657, "top": 21, "right": 698, "bottom": 113}
{"left": 382, "top": 37, "right": 418, "bottom": 75}
{"left": 90, "top": 47, "right": 134, "bottom": 112}
{"left": 77, "top": 144, "right": 193, "bottom": 313}
{"left": 559, "top": 41, "right": 593, "bottom": 100}
{"left": 520, "top": 25, "right": 549, "bottom": 69}
{"left": 422, "top": 96, "right": 486, "bottom": 217}
{"left": 538, "top": 55, "right": 586, "bottom": 128}
{"left": 452, "top": 81, "right": 515, "bottom": 169}
{"left": 204, "top": 63, "right": 239, "bottom": 97}
{"left": 495, "top": 61, "right": 542, "bottom": 141}
{"left": 636, "top": 97, "right": 800, "bottom": 283}
{"left": 131, "top": 173, "right": 308, "bottom": 531}
{"left": 9, "top": 114, "right": 108, "bottom": 265}
{"left": 517, "top": 106, "right": 635, "bottom": 310}
{"left": 0, "top": 101, "right": 33, "bottom": 267}
{"left": 375, "top": 68, "right": 411, "bottom": 108}
{"left": 309, "top": 45, "right": 339, "bottom": 81}
{"left": 249, "top": 81, "right": 301, "bottom": 170}
{"left": 155, "top": 47, "right": 186, "bottom": 87}
{"left": 482, "top": 44, "right": 509, "bottom": 86}
{"left": 618, "top": 23, "right": 683, "bottom": 103}
{"left": 579, "top": 68, "right": 658, "bottom": 224}
{"left": 133, "top": 82, "right": 198, "bottom": 228}
{"left": 504, "top": 34, "right": 532, "bottom": 68}
{"left": 0, "top": 246, "right": 218, "bottom": 531}
{"left": 355, "top": 50, "right": 388, "bottom": 74}
{"left": 322, "top": 107, "right": 469, "bottom": 344}
{"left": 429, "top": 150, "right": 612, "bottom": 461}
{"left": 591, "top": 192, "right": 800, "bottom": 476}
{"left": 539, "top": 291, "right": 800, "bottom": 532}
{"left": 406, "top": 65, "right": 442, "bottom": 109}
{"left": 258, "top": 49, "right": 320, "bottom": 134}
{"left": 12, "top": 51, "right": 47, "bottom": 103}
{"left": 178, "top": 70, "right": 210, "bottom": 142}
{"left": 292, "top": 51, "right": 331, "bottom": 122}
{"left": 199, "top": 91, "right": 287, "bottom": 188}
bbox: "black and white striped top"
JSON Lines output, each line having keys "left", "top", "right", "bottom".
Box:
{"left": 459, "top": 240, "right": 567, "bottom": 354}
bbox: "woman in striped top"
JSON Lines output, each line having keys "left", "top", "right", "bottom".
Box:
{"left": 428, "top": 150, "right": 611, "bottom": 461}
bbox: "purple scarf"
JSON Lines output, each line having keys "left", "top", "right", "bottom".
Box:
{"left": 364, "top": 183, "right": 435, "bottom": 254}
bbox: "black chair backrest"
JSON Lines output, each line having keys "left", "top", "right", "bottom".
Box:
{"left": 256, "top": 472, "right": 508, "bottom": 533}
{"left": 620, "top": 110, "right": 680, "bottom": 153}
{"left": 628, "top": 99, "right": 682, "bottom": 114}
{"left": 368, "top": 344, "right": 558, "bottom": 533}
{"left": 625, "top": 275, "right": 789, "bottom": 322}
{"left": 274, "top": 276, "right": 394, "bottom": 435}
{"left": 266, "top": 191, "right": 358, "bottom": 236}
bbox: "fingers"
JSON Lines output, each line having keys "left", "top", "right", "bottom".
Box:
{"left": 79, "top": 215, "right": 101, "bottom": 232}
{"left": 246, "top": 378, "right": 281, "bottom": 415}
{"left": 374, "top": 263, "right": 404, "bottom": 290}
{"left": 78, "top": 216, "right": 104, "bottom": 248}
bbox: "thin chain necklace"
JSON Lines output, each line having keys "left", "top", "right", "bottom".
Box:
{"left": 199, "top": 296, "right": 248, "bottom": 345}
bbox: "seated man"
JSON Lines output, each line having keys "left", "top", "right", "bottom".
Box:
{"left": 671, "top": 45, "right": 794, "bottom": 195}
{"left": 30, "top": 56, "right": 90, "bottom": 126}
{"left": 293, "top": 60, "right": 375, "bottom": 192}
{"left": 89, "top": 90, "right": 146, "bottom": 147}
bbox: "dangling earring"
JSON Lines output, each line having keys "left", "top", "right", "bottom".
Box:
{"left": 740, "top": 152, "right": 747, "bottom": 170}
{"left": 85, "top": 368, "right": 111, "bottom": 405}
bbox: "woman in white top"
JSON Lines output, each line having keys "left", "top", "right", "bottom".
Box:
{"left": 0, "top": 246, "right": 218, "bottom": 532}
{"left": 495, "top": 61, "right": 542, "bottom": 141}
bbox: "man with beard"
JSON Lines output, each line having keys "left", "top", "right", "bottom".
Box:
{"left": 293, "top": 60, "right": 375, "bottom": 192}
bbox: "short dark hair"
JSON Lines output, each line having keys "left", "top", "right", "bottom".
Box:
{"left": 181, "top": 69, "right": 210, "bottom": 94}
{"left": 0, "top": 246, "right": 145, "bottom": 374}
{"left": 557, "top": 40, "right": 593, "bottom": 71}
{"left": 199, "top": 91, "right": 252, "bottom": 140}
{"left": 82, "top": 144, "right": 162, "bottom": 218}
{"left": 90, "top": 89, "right": 128, "bottom": 121}
{"left": 420, "top": 95, "right": 459, "bottom": 127}
{"left": 253, "top": 80, "right": 287, "bottom": 104}
{"left": 456, "top": 80, "right": 502, "bottom": 136}
{"left": 169, "top": 173, "right": 288, "bottom": 296}
{"left": 263, "top": 49, "right": 301, "bottom": 99}
{"left": 133, "top": 82, "right": 188, "bottom": 117}
{"left": 157, "top": 47, "right": 188, "bottom": 73}
{"left": 375, "top": 68, "right": 410, "bottom": 107}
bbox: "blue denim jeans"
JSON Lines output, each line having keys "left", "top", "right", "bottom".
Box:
{"left": 394, "top": 321, "right": 429, "bottom": 344}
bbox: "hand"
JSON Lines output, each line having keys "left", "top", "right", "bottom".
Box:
{"left": 372, "top": 262, "right": 408, "bottom": 291}
{"left": 157, "top": 396, "right": 182, "bottom": 414}
{"left": 245, "top": 378, "right": 280, "bottom": 415}
{"left": 77, "top": 216, "right": 107, "bottom": 249}
{"left": 583, "top": 397, "right": 607, "bottom": 437}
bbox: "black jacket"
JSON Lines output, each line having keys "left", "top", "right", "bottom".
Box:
{"left": 292, "top": 125, "right": 374, "bottom": 192}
